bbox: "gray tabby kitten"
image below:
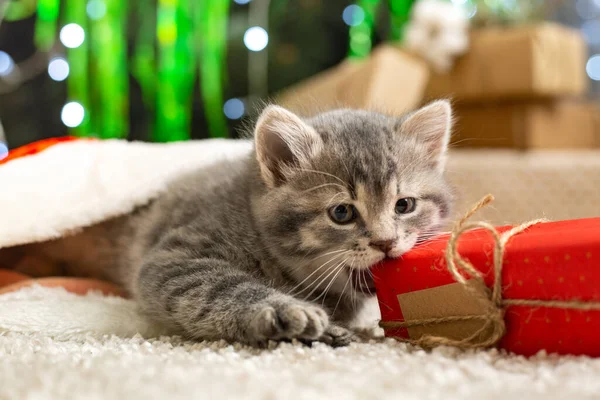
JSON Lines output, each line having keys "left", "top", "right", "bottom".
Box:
{"left": 125, "top": 100, "right": 453, "bottom": 346}
{"left": 5, "top": 100, "right": 454, "bottom": 347}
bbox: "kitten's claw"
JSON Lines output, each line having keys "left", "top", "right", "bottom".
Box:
{"left": 251, "top": 302, "right": 329, "bottom": 341}
{"left": 318, "top": 325, "right": 356, "bottom": 347}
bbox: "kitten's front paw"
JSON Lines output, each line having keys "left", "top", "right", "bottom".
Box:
{"left": 318, "top": 325, "right": 356, "bottom": 347}
{"left": 251, "top": 302, "right": 329, "bottom": 342}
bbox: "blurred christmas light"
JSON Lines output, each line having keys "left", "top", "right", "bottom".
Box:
{"left": 466, "top": 3, "right": 477, "bottom": 18}
{"left": 48, "top": 57, "right": 70, "bottom": 81}
{"left": 35, "top": 0, "right": 61, "bottom": 50}
{"left": 576, "top": 0, "right": 599, "bottom": 19}
{"left": 582, "top": 20, "right": 600, "bottom": 45}
{"left": 234, "top": 0, "right": 252, "bottom": 4}
{"left": 243, "top": 27, "right": 269, "bottom": 52}
{"left": 0, "top": 51, "right": 15, "bottom": 76}
{"left": 586, "top": 55, "right": 600, "bottom": 81}
{"left": 451, "top": 0, "right": 477, "bottom": 19}
{"left": 347, "top": 0, "right": 378, "bottom": 59}
{"left": 343, "top": 5, "right": 366, "bottom": 27}
{"left": 86, "top": 0, "right": 106, "bottom": 20}
{"left": 59, "top": 23, "right": 85, "bottom": 48}
{"left": 501, "top": 0, "right": 517, "bottom": 10}
{"left": 61, "top": 102, "right": 85, "bottom": 127}
{"left": 349, "top": 29, "right": 372, "bottom": 57}
{"left": 223, "top": 98, "right": 245, "bottom": 119}
{"left": 0, "top": 143, "right": 8, "bottom": 161}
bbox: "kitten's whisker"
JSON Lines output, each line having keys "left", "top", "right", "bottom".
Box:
{"left": 287, "top": 251, "right": 351, "bottom": 296}
{"left": 348, "top": 258, "right": 357, "bottom": 312}
{"left": 412, "top": 236, "right": 451, "bottom": 250}
{"left": 297, "top": 249, "right": 348, "bottom": 267}
{"left": 332, "top": 271, "right": 352, "bottom": 317}
{"left": 315, "top": 258, "right": 349, "bottom": 304}
{"left": 325, "top": 192, "right": 348, "bottom": 208}
{"left": 305, "top": 262, "right": 345, "bottom": 303}
{"left": 302, "top": 257, "right": 348, "bottom": 301}
{"left": 339, "top": 158, "right": 355, "bottom": 191}
{"left": 367, "top": 270, "right": 375, "bottom": 295}
{"left": 360, "top": 269, "right": 372, "bottom": 296}
{"left": 294, "top": 168, "right": 347, "bottom": 186}
{"left": 287, "top": 249, "right": 347, "bottom": 276}
{"left": 291, "top": 249, "right": 350, "bottom": 272}
{"left": 288, "top": 257, "right": 342, "bottom": 296}
{"left": 301, "top": 183, "right": 347, "bottom": 194}
{"left": 397, "top": 159, "right": 417, "bottom": 179}
{"left": 302, "top": 260, "right": 346, "bottom": 301}
{"left": 295, "top": 242, "right": 318, "bottom": 267}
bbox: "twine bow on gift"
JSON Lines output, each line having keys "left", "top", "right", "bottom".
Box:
{"left": 379, "top": 194, "right": 600, "bottom": 349}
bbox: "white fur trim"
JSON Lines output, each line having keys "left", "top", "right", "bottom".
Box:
{"left": 0, "top": 139, "right": 252, "bottom": 249}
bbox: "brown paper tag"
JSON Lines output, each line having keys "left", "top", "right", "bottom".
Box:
{"left": 397, "top": 282, "right": 490, "bottom": 343}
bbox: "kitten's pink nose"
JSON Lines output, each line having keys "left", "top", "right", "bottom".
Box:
{"left": 370, "top": 239, "right": 396, "bottom": 255}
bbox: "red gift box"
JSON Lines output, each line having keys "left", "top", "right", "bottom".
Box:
{"left": 373, "top": 212, "right": 600, "bottom": 357}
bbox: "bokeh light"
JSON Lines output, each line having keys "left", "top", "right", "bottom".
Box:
{"left": 586, "top": 54, "right": 600, "bottom": 81}
{"left": 243, "top": 27, "right": 269, "bottom": 52}
{"left": 349, "top": 32, "right": 371, "bottom": 56}
{"left": 0, "top": 142, "right": 8, "bottom": 161}
{"left": 581, "top": 20, "right": 600, "bottom": 45}
{"left": 48, "top": 57, "right": 70, "bottom": 81}
{"left": 342, "top": 5, "right": 365, "bottom": 27}
{"left": 233, "top": 0, "right": 252, "bottom": 4}
{"left": 61, "top": 102, "right": 85, "bottom": 127}
{"left": 464, "top": 3, "right": 478, "bottom": 18}
{"left": 59, "top": 24, "right": 85, "bottom": 49}
{"left": 223, "top": 98, "right": 245, "bottom": 120}
{"left": 0, "top": 51, "right": 15, "bottom": 77}
{"left": 86, "top": 0, "right": 106, "bottom": 20}
{"left": 576, "top": 0, "right": 600, "bottom": 19}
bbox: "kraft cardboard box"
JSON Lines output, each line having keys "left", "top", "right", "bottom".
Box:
{"left": 446, "top": 149, "right": 600, "bottom": 225}
{"left": 276, "top": 45, "right": 429, "bottom": 117}
{"left": 426, "top": 23, "right": 588, "bottom": 103}
{"left": 452, "top": 101, "right": 600, "bottom": 149}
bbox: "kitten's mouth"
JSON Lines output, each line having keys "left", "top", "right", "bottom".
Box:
{"left": 349, "top": 268, "right": 376, "bottom": 295}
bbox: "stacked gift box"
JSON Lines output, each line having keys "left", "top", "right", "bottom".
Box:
{"left": 275, "top": 45, "right": 429, "bottom": 119}
{"left": 277, "top": 23, "right": 598, "bottom": 149}
{"left": 426, "top": 22, "right": 600, "bottom": 149}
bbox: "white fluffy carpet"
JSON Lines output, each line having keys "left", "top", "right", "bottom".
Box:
{"left": 2, "top": 286, "right": 600, "bottom": 400}
{"left": 2, "top": 139, "right": 600, "bottom": 399}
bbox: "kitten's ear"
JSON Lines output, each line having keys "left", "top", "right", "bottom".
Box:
{"left": 254, "top": 105, "right": 323, "bottom": 187}
{"left": 400, "top": 100, "right": 452, "bottom": 171}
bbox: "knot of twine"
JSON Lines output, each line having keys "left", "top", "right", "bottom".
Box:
{"left": 379, "top": 194, "right": 600, "bottom": 349}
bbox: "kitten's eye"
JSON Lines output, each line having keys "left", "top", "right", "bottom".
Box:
{"left": 395, "top": 198, "right": 416, "bottom": 214}
{"left": 328, "top": 204, "right": 356, "bottom": 224}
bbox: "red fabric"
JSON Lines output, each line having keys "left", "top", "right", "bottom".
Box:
{"left": 0, "top": 136, "right": 90, "bottom": 165}
{"left": 373, "top": 218, "right": 600, "bottom": 357}
{"left": 0, "top": 269, "right": 127, "bottom": 297}
{"left": 0, "top": 136, "right": 126, "bottom": 297}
